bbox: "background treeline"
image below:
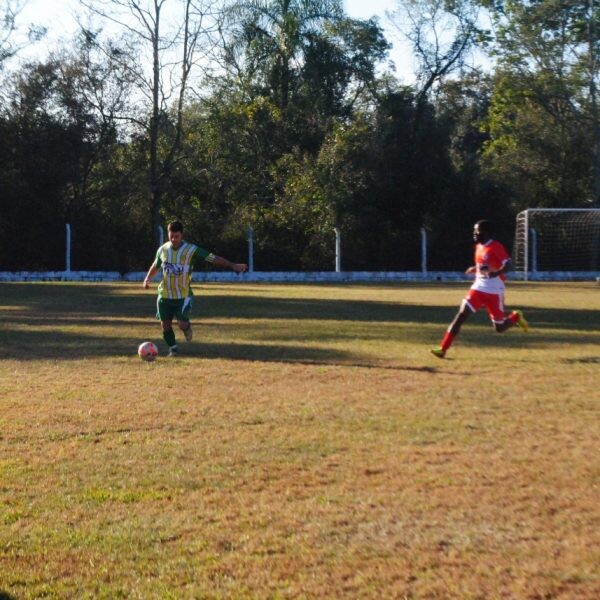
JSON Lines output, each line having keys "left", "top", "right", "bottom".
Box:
{"left": 0, "top": 0, "right": 598, "bottom": 272}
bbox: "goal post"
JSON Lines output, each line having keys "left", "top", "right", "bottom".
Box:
{"left": 513, "top": 208, "right": 600, "bottom": 280}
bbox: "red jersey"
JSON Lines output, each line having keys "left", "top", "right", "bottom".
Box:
{"left": 471, "top": 239, "right": 511, "bottom": 294}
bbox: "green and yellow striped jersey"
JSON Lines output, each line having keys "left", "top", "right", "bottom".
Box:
{"left": 153, "top": 241, "right": 215, "bottom": 299}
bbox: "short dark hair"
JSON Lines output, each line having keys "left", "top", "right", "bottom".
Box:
{"left": 475, "top": 219, "right": 492, "bottom": 234}
{"left": 167, "top": 220, "right": 184, "bottom": 233}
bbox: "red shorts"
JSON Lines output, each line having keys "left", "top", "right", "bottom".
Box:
{"left": 463, "top": 289, "right": 505, "bottom": 324}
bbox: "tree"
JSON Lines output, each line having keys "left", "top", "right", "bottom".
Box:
{"left": 585, "top": 0, "right": 600, "bottom": 206}
{"left": 185, "top": 1, "right": 393, "bottom": 268}
{"left": 430, "top": 73, "right": 515, "bottom": 262}
{"left": 381, "top": 0, "right": 485, "bottom": 258}
{"left": 79, "top": 0, "right": 222, "bottom": 243}
{"left": 164, "top": 94, "right": 287, "bottom": 262}
{"left": 0, "top": 20, "right": 170, "bottom": 271}
{"left": 297, "top": 17, "right": 391, "bottom": 115}
{"left": 217, "top": 8, "right": 390, "bottom": 156}
{"left": 389, "top": 0, "right": 480, "bottom": 139}
{"left": 478, "top": 0, "right": 599, "bottom": 209}
{"left": 0, "top": 59, "right": 84, "bottom": 269}
{"left": 0, "top": 0, "right": 46, "bottom": 70}
{"left": 223, "top": 0, "right": 344, "bottom": 110}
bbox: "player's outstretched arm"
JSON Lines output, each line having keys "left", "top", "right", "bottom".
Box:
{"left": 212, "top": 256, "right": 247, "bottom": 273}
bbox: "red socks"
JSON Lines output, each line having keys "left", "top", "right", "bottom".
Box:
{"left": 440, "top": 330, "right": 455, "bottom": 352}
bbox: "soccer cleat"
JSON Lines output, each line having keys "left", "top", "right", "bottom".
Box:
{"left": 167, "top": 345, "right": 179, "bottom": 357}
{"left": 183, "top": 324, "right": 193, "bottom": 342}
{"left": 514, "top": 310, "right": 529, "bottom": 333}
{"left": 430, "top": 347, "right": 446, "bottom": 359}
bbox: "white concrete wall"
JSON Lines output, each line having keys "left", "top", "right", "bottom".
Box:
{"left": 0, "top": 270, "right": 599, "bottom": 282}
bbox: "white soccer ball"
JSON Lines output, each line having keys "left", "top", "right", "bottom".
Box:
{"left": 138, "top": 341, "right": 158, "bottom": 362}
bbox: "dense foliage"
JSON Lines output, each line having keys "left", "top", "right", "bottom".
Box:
{"left": 0, "top": 0, "right": 598, "bottom": 271}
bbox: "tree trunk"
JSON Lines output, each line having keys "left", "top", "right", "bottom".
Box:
{"left": 150, "top": 0, "right": 162, "bottom": 246}
{"left": 590, "top": 0, "right": 600, "bottom": 207}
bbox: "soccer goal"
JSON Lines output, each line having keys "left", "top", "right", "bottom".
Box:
{"left": 513, "top": 208, "right": 600, "bottom": 280}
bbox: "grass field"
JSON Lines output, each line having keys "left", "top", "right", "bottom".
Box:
{"left": 0, "top": 281, "right": 598, "bottom": 599}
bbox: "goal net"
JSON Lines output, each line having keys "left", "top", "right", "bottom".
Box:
{"left": 513, "top": 209, "right": 600, "bottom": 280}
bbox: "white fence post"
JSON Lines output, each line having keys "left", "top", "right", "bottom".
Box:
{"left": 247, "top": 226, "right": 254, "bottom": 273}
{"left": 420, "top": 227, "right": 427, "bottom": 276}
{"left": 65, "top": 223, "right": 71, "bottom": 273}
{"left": 524, "top": 209, "right": 530, "bottom": 281}
{"left": 334, "top": 228, "right": 341, "bottom": 272}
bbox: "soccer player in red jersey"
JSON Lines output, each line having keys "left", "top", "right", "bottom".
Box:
{"left": 430, "top": 220, "right": 528, "bottom": 359}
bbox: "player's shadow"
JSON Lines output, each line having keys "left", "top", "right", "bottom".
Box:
{"left": 1, "top": 283, "right": 599, "bottom": 362}
{"left": 0, "top": 592, "right": 16, "bottom": 600}
{"left": 563, "top": 356, "right": 600, "bottom": 364}
{"left": 0, "top": 323, "right": 338, "bottom": 361}
{"left": 2, "top": 282, "right": 599, "bottom": 328}
{"left": 176, "top": 341, "right": 437, "bottom": 373}
{"left": 1, "top": 282, "right": 441, "bottom": 322}
{"left": 0, "top": 326, "right": 438, "bottom": 372}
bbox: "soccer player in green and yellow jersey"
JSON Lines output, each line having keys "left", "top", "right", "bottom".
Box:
{"left": 143, "top": 220, "right": 247, "bottom": 356}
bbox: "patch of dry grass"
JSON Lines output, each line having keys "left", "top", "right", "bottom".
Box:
{"left": 0, "top": 282, "right": 598, "bottom": 598}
